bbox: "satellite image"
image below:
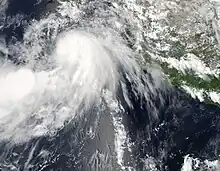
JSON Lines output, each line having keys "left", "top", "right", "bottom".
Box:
{"left": 0, "top": 0, "right": 220, "bottom": 170}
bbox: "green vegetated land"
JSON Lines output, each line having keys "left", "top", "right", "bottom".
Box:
{"left": 162, "top": 63, "right": 220, "bottom": 92}
{"left": 162, "top": 63, "right": 220, "bottom": 106}
{"left": 144, "top": 29, "right": 220, "bottom": 106}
